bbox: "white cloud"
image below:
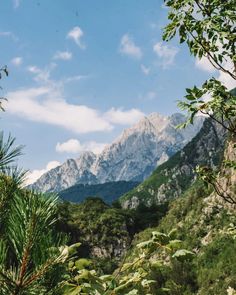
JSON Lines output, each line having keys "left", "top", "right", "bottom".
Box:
{"left": 153, "top": 42, "right": 178, "bottom": 68}
{"left": 53, "top": 51, "right": 72, "bottom": 61}
{"left": 64, "top": 75, "right": 88, "bottom": 83}
{"left": 27, "top": 63, "right": 57, "bottom": 84}
{"left": 56, "top": 139, "right": 107, "bottom": 154}
{"left": 216, "top": 60, "right": 236, "bottom": 90}
{"left": 119, "top": 34, "right": 142, "bottom": 60}
{"left": 161, "top": 3, "right": 168, "bottom": 9}
{"left": 11, "top": 57, "right": 23, "bottom": 66}
{"left": 139, "top": 91, "right": 157, "bottom": 101}
{"left": 28, "top": 63, "right": 87, "bottom": 85}
{"left": 218, "top": 70, "right": 236, "bottom": 90}
{"left": 27, "top": 63, "right": 86, "bottom": 87}
{"left": 105, "top": 108, "right": 145, "bottom": 125}
{"left": 194, "top": 39, "right": 236, "bottom": 90}
{"left": 150, "top": 23, "right": 159, "bottom": 29}
{"left": 56, "top": 139, "right": 82, "bottom": 153}
{"left": 141, "top": 64, "right": 150, "bottom": 75}
{"left": 146, "top": 91, "right": 157, "bottom": 100}
{"left": 195, "top": 57, "right": 216, "bottom": 73}
{"left": 0, "top": 31, "right": 18, "bottom": 41}
{"left": 86, "top": 141, "right": 108, "bottom": 154}
{"left": 25, "top": 161, "right": 60, "bottom": 186}
{"left": 67, "top": 26, "right": 85, "bottom": 49}
{"left": 5, "top": 62, "right": 145, "bottom": 134}
{"left": 5, "top": 86, "right": 145, "bottom": 132}
{"left": 13, "top": 0, "right": 20, "bottom": 8}
{"left": 195, "top": 56, "right": 236, "bottom": 90}
{"left": 5, "top": 86, "right": 113, "bottom": 134}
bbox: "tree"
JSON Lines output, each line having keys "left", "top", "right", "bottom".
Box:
{"left": 163, "top": 0, "right": 236, "bottom": 130}
{"left": 0, "top": 67, "right": 68, "bottom": 294}
{"left": 62, "top": 230, "right": 193, "bottom": 295}
{"left": 163, "top": 0, "right": 236, "bottom": 204}
{"left": 0, "top": 138, "right": 69, "bottom": 295}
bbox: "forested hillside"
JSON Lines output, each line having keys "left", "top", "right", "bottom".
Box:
{"left": 0, "top": 0, "right": 235, "bottom": 294}
{"left": 54, "top": 137, "right": 236, "bottom": 294}
{"left": 126, "top": 133, "right": 236, "bottom": 294}
{"left": 59, "top": 181, "right": 140, "bottom": 204}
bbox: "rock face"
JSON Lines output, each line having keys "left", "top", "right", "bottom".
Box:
{"left": 30, "top": 113, "right": 204, "bottom": 193}
{"left": 120, "top": 118, "right": 227, "bottom": 209}
{"left": 213, "top": 132, "right": 236, "bottom": 206}
{"left": 31, "top": 153, "right": 98, "bottom": 192}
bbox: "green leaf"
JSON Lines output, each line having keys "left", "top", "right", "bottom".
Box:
{"left": 75, "top": 258, "right": 92, "bottom": 270}
{"left": 172, "top": 249, "right": 194, "bottom": 261}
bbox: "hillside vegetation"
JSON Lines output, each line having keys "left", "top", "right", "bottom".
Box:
{"left": 120, "top": 118, "right": 226, "bottom": 209}
{"left": 131, "top": 178, "right": 236, "bottom": 294}
{"left": 59, "top": 181, "right": 139, "bottom": 204}
{"left": 0, "top": 0, "right": 235, "bottom": 294}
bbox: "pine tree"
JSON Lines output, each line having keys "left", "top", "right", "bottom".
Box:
{"left": 0, "top": 68, "right": 68, "bottom": 295}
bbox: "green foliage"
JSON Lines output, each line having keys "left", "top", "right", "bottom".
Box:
{"left": 57, "top": 2, "right": 236, "bottom": 292}
{"left": 0, "top": 2, "right": 235, "bottom": 293}
{"left": 131, "top": 202, "right": 169, "bottom": 232}
{"left": 128, "top": 178, "right": 236, "bottom": 294}
{"left": 163, "top": 0, "right": 236, "bottom": 80}
{"left": 158, "top": 180, "right": 235, "bottom": 294}
{"left": 0, "top": 132, "right": 23, "bottom": 168}
{"left": 163, "top": 0, "right": 236, "bottom": 208}
{"left": 196, "top": 236, "right": 236, "bottom": 294}
{"left": 0, "top": 132, "right": 68, "bottom": 294}
{"left": 57, "top": 197, "right": 133, "bottom": 243}
{"left": 0, "top": 189, "right": 68, "bottom": 294}
{"left": 178, "top": 80, "right": 236, "bottom": 133}
{"left": 56, "top": 197, "right": 170, "bottom": 274}
{"left": 62, "top": 231, "right": 193, "bottom": 295}
{"left": 164, "top": 0, "right": 236, "bottom": 132}
{"left": 56, "top": 198, "right": 134, "bottom": 273}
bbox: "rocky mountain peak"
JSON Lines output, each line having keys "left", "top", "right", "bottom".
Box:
{"left": 29, "top": 112, "right": 204, "bottom": 193}
{"left": 169, "top": 113, "right": 186, "bottom": 125}
{"left": 75, "top": 151, "right": 97, "bottom": 169}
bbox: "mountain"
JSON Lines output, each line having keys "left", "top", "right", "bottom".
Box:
{"left": 30, "top": 112, "right": 204, "bottom": 193}
{"left": 56, "top": 126, "right": 235, "bottom": 294}
{"left": 30, "top": 153, "right": 98, "bottom": 193}
{"left": 128, "top": 132, "right": 236, "bottom": 294}
{"left": 59, "top": 181, "right": 140, "bottom": 204}
{"left": 119, "top": 118, "right": 227, "bottom": 209}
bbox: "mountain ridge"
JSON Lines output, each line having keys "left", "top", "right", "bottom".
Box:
{"left": 59, "top": 180, "right": 140, "bottom": 204}
{"left": 119, "top": 118, "right": 227, "bottom": 208}
{"left": 29, "top": 112, "right": 204, "bottom": 193}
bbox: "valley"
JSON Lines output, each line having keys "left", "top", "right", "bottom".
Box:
{"left": 0, "top": 1, "right": 235, "bottom": 294}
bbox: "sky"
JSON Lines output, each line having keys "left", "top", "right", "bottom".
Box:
{"left": 0, "top": 0, "right": 235, "bottom": 184}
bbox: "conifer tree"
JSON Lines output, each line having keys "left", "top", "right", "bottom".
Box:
{"left": 0, "top": 67, "right": 68, "bottom": 295}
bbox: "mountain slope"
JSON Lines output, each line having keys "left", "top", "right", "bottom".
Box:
{"left": 30, "top": 153, "right": 98, "bottom": 193}
{"left": 30, "top": 112, "right": 204, "bottom": 193}
{"left": 121, "top": 133, "right": 236, "bottom": 294}
{"left": 120, "top": 118, "right": 227, "bottom": 208}
{"left": 59, "top": 181, "right": 140, "bottom": 204}
{"left": 129, "top": 178, "right": 236, "bottom": 294}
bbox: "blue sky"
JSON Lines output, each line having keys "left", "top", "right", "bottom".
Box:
{"left": 1, "top": 0, "right": 233, "bottom": 183}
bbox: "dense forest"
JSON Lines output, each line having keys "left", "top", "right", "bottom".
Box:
{"left": 0, "top": 0, "right": 236, "bottom": 294}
